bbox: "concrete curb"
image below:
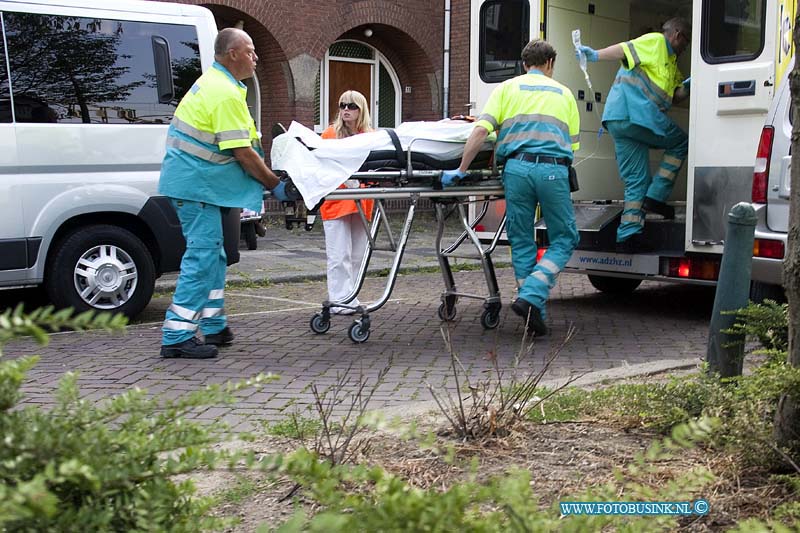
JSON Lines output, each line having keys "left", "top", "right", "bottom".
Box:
{"left": 375, "top": 357, "right": 702, "bottom": 422}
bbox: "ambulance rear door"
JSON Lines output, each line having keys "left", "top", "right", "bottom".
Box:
{"left": 687, "top": 0, "right": 784, "bottom": 254}
{"left": 469, "top": 0, "right": 540, "bottom": 240}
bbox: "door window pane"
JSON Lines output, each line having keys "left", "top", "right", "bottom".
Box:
{"left": 0, "top": 14, "right": 10, "bottom": 122}
{"left": 378, "top": 62, "right": 395, "bottom": 128}
{"left": 4, "top": 12, "right": 201, "bottom": 124}
{"left": 702, "top": 0, "right": 766, "bottom": 62}
{"left": 480, "top": 0, "right": 530, "bottom": 83}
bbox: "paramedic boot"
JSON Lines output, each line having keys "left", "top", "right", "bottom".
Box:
{"left": 642, "top": 197, "right": 675, "bottom": 220}
{"left": 160, "top": 337, "right": 218, "bottom": 359}
{"left": 204, "top": 326, "right": 234, "bottom": 346}
{"left": 511, "top": 298, "right": 548, "bottom": 336}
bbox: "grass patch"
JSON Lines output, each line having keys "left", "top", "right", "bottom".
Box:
{"left": 265, "top": 416, "right": 322, "bottom": 438}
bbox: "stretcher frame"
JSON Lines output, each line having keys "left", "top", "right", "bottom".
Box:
{"left": 306, "top": 168, "right": 507, "bottom": 343}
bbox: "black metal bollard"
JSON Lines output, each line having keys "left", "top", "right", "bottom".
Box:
{"left": 706, "top": 202, "right": 757, "bottom": 377}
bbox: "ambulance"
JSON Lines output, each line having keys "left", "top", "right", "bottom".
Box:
{"left": 470, "top": 0, "right": 794, "bottom": 296}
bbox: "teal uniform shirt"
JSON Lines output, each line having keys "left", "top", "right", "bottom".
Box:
{"left": 602, "top": 32, "right": 684, "bottom": 137}
{"left": 159, "top": 62, "right": 264, "bottom": 212}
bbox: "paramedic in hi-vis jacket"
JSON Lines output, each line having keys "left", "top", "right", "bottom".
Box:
{"left": 577, "top": 17, "right": 691, "bottom": 252}
{"left": 442, "top": 39, "right": 580, "bottom": 337}
{"left": 158, "top": 28, "right": 290, "bottom": 359}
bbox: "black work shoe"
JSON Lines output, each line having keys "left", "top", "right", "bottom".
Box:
{"left": 615, "top": 233, "right": 654, "bottom": 254}
{"left": 511, "top": 298, "right": 548, "bottom": 336}
{"left": 642, "top": 197, "right": 675, "bottom": 219}
{"left": 160, "top": 337, "right": 218, "bottom": 359}
{"left": 204, "top": 327, "right": 234, "bottom": 346}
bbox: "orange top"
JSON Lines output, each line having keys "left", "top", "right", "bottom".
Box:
{"left": 319, "top": 126, "right": 374, "bottom": 221}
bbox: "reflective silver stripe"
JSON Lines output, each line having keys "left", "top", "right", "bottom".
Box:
{"left": 615, "top": 72, "right": 671, "bottom": 112}
{"left": 498, "top": 130, "right": 570, "bottom": 151}
{"left": 502, "top": 113, "right": 570, "bottom": 137}
{"left": 209, "top": 289, "right": 225, "bottom": 300}
{"left": 538, "top": 258, "right": 560, "bottom": 275}
{"left": 166, "top": 137, "right": 236, "bottom": 164}
{"left": 201, "top": 307, "right": 224, "bottom": 319}
{"left": 625, "top": 200, "right": 643, "bottom": 210}
{"left": 217, "top": 129, "right": 250, "bottom": 142}
{"left": 532, "top": 271, "right": 550, "bottom": 284}
{"left": 172, "top": 117, "right": 250, "bottom": 145}
{"left": 171, "top": 116, "right": 217, "bottom": 144}
{"left": 624, "top": 41, "right": 641, "bottom": 67}
{"left": 163, "top": 319, "right": 198, "bottom": 331}
{"left": 168, "top": 303, "right": 198, "bottom": 321}
{"left": 656, "top": 167, "right": 676, "bottom": 182}
{"left": 663, "top": 155, "right": 683, "bottom": 168}
{"left": 621, "top": 214, "right": 643, "bottom": 223}
{"left": 477, "top": 113, "right": 499, "bottom": 130}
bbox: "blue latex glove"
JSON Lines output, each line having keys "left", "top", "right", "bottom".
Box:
{"left": 441, "top": 169, "right": 467, "bottom": 188}
{"left": 270, "top": 180, "right": 289, "bottom": 202}
{"left": 682, "top": 77, "right": 691, "bottom": 90}
{"left": 576, "top": 45, "right": 598, "bottom": 63}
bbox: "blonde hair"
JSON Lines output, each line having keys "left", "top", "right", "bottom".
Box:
{"left": 332, "top": 90, "right": 373, "bottom": 138}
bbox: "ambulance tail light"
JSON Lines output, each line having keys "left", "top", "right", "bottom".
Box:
{"left": 753, "top": 239, "right": 785, "bottom": 259}
{"left": 752, "top": 125, "right": 774, "bottom": 204}
{"left": 666, "top": 257, "right": 720, "bottom": 281}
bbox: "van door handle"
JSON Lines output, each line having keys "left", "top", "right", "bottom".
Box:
{"left": 718, "top": 80, "right": 756, "bottom": 97}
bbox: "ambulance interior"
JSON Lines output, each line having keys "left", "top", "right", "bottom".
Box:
{"left": 542, "top": 0, "right": 693, "bottom": 252}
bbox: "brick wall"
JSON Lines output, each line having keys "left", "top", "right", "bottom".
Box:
{"left": 165, "top": 0, "right": 456, "bottom": 129}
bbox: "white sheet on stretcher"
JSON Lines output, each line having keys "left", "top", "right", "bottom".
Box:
{"left": 270, "top": 120, "right": 493, "bottom": 209}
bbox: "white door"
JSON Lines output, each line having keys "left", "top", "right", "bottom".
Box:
{"left": 687, "top": 0, "right": 780, "bottom": 252}
{"left": 468, "top": 0, "right": 540, "bottom": 114}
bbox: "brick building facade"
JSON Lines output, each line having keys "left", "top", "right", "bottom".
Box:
{"left": 163, "top": 0, "right": 474, "bottom": 145}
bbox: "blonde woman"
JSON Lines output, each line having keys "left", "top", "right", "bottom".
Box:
{"left": 320, "top": 90, "right": 374, "bottom": 313}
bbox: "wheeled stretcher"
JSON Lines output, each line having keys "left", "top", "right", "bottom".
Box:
{"left": 271, "top": 121, "right": 507, "bottom": 343}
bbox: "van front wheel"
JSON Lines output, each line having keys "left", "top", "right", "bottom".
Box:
{"left": 46, "top": 225, "right": 156, "bottom": 318}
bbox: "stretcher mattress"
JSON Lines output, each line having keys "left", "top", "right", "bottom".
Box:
{"left": 270, "top": 120, "right": 495, "bottom": 209}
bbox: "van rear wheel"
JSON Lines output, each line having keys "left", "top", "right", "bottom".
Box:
{"left": 46, "top": 225, "right": 156, "bottom": 318}
{"left": 587, "top": 275, "right": 642, "bottom": 294}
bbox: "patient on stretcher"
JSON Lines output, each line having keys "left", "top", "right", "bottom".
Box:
{"left": 271, "top": 119, "right": 496, "bottom": 209}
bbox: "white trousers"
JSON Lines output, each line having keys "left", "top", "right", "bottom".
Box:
{"left": 323, "top": 213, "right": 369, "bottom": 303}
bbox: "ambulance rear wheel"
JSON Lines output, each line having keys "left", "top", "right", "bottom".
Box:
{"left": 587, "top": 275, "right": 642, "bottom": 294}
{"left": 310, "top": 313, "right": 330, "bottom": 334}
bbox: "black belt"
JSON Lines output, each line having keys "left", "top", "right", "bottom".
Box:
{"left": 511, "top": 153, "right": 570, "bottom": 166}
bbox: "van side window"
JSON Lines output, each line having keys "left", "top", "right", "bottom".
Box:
{"left": 479, "top": 0, "right": 530, "bottom": 83}
{"left": 702, "top": 0, "right": 766, "bottom": 63}
{"left": 0, "top": 13, "right": 10, "bottom": 122}
{"left": 3, "top": 12, "right": 201, "bottom": 124}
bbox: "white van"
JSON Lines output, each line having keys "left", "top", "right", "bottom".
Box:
{"left": 0, "top": 0, "right": 222, "bottom": 317}
{"left": 750, "top": 56, "right": 793, "bottom": 302}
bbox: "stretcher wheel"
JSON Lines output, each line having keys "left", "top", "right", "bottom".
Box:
{"left": 437, "top": 302, "right": 457, "bottom": 321}
{"left": 304, "top": 224, "right": 314, "bottom": 231}
{"left": 480, "top": 308, "right": 500, "bottom": 330}
{"left": 348, "top": 320, "right": 370, "bottom": 343}
{"left": 310, "top": 313, "right": 330, "bottom": 334}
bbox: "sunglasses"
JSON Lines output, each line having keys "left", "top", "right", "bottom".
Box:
{"left": 339, "top": 102, "right": 359, "bottom": 110}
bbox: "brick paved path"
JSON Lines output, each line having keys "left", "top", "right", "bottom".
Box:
{"left": 7, "top": 266, "right": 714, "bottom": 432}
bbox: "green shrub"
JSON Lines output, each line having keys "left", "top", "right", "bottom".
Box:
{"left": 0, "top": 306, "right": 274, "bottom": 531}
{"left": 273, "top": 419, "right": 718, "bottom": 532}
